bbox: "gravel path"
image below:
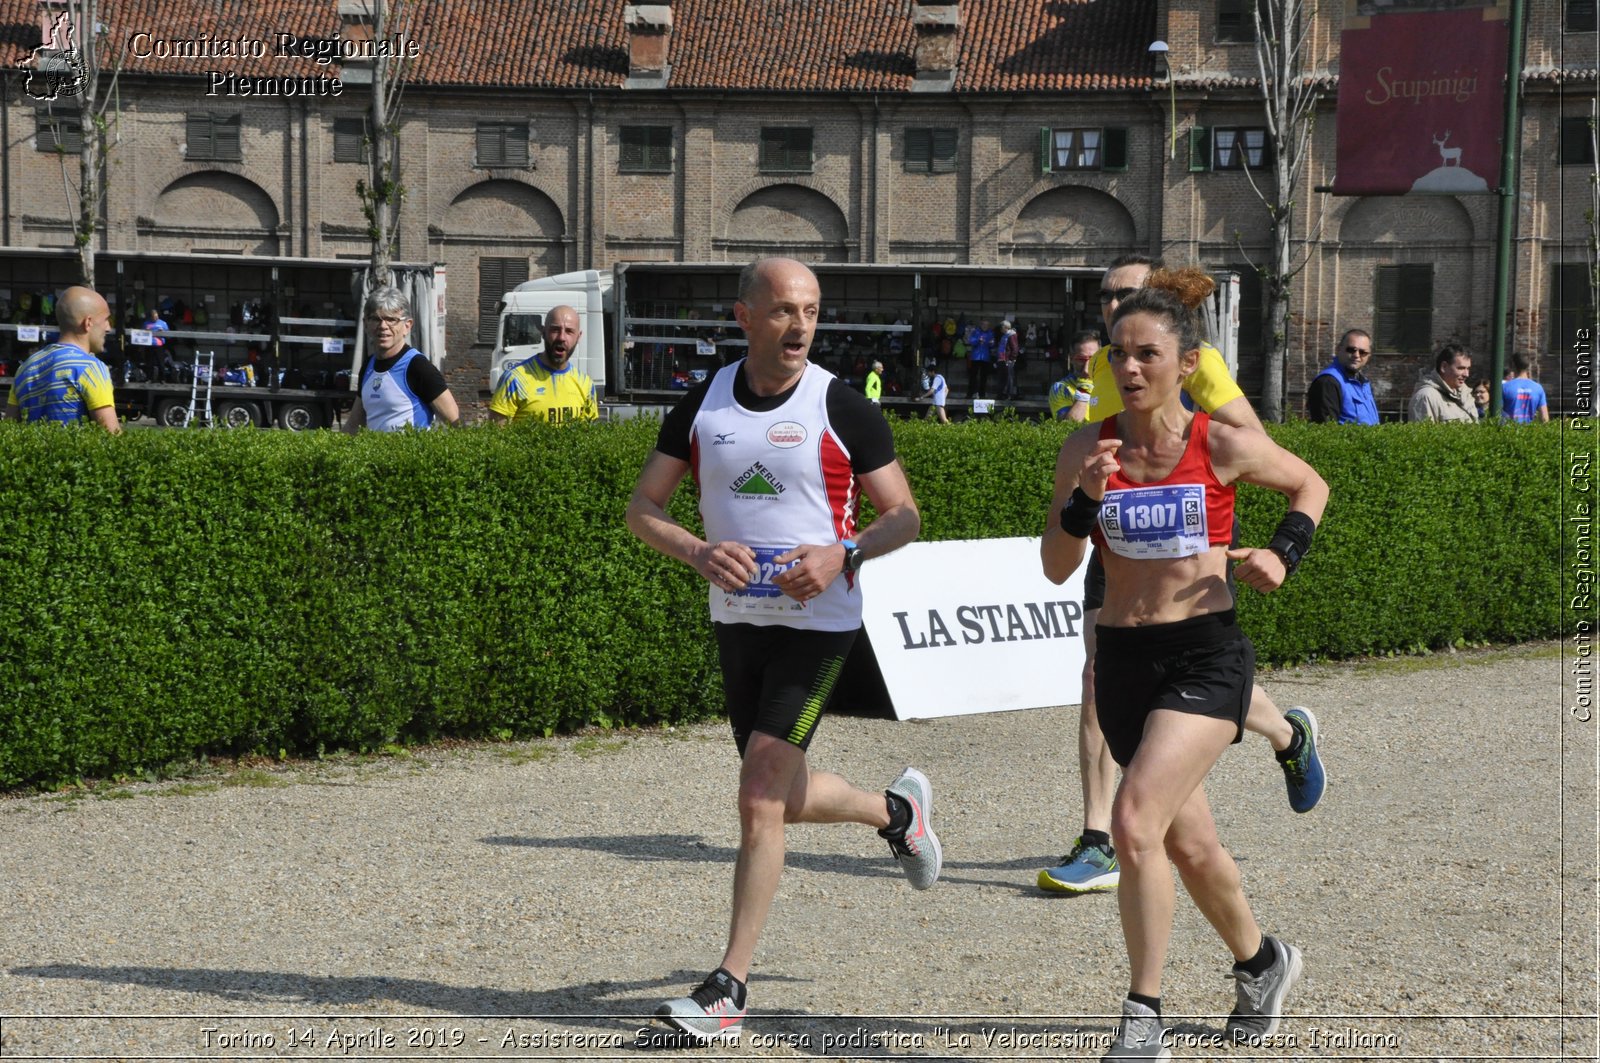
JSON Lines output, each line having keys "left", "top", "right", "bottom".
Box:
{"left": 1, "top": 642, "right": 1593, "bottom": 1061}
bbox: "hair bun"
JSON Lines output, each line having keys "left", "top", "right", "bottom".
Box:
{"left": 1144, "top": 267, "right": 1216, "bottom": 311}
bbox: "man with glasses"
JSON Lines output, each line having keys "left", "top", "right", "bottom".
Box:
{"left": 342, "top": 286, "right": 460, "bottom": 432}
{"left": 1037, "top": 254, "right": 1325, "bottom": 898}
{"left": 489, "top": 304, "right": 598, "bottom": 425}
{"left": 1307, "top": 330, "right": 1380, "bottom": 424}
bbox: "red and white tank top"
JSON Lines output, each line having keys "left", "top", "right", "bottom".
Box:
{"left": 1090, "top": 412, "right": 1235, "bottom": 560}
{"left": 690, "top": 360, "right": 861, "bottom": 631}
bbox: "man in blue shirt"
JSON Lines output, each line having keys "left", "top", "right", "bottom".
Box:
{"left": 964, "top": 318, "right": 995, "bottom": 399}
{"left": 1306, "top": 328, "right": 1380, "bottom": 424}
{"left": 4, "top": 285, "right": 120, "bottom": 434}
{"left": 1501, "top": 353, "right": 1549, "bottom": 423}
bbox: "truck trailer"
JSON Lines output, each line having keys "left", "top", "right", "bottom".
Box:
{"left": 0, "top": 247, "right": 446, "bottom": 430}
{"left": 491, "top": 261, "right": 1240, "bottom": 416}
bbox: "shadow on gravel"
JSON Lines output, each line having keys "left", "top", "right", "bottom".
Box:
{"left": 482, "top": 834, "right": 1057, "bottom": 892}
{"left": 15, "top": 964, "right": 1214, "bottom": 1059}
{"left": 12, "top": 963, "right": 707, "bottom": 1032}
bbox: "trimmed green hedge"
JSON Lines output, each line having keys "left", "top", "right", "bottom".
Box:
{"left": 0, "top": 417, "right": 1561, "bottom": 788}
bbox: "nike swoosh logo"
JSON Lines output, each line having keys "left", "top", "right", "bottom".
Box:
{"left": 1179, "top": 690, "right": 1203, "bottom": 702}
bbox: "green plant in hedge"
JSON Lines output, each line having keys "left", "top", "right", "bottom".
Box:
{"left": 0, "top": 416, "right": 1561, "bottom": 789}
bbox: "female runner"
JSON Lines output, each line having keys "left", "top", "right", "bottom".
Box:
{"left": 1041, "top": 268, "right": 1328, "bottom": 1061}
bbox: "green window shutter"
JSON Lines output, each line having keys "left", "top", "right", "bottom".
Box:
{"left": 215, "top": 115, "right": 242, "bottom": 161}
{"left": 1189, "top": 126, "right": 1211, "bottom": 172}
{"left": 1103, "top": 127, "right": 1128, "bottom": 171}
{"left": 620, "top": 127, "right": 644, "bottom": 170}
{"left": 931, "top": 128, "right": 957, "bottom": 174}
{"left": 1398, "top": 265, "right": 1434, "bottom": 351}
{"left": 186, "top": 113, "right": 214, "bottom": 160}
{"left": 333, "top": 117, "right": 366, "bottom": 163}
{"left": 1039, "top": 127, "right": 1053, "bottom": 174}
{"left": 479, "top": 257, "right": 530, "bottom": 342}
{"left": 906, "top": 127, "right": 930, "bottom": 173}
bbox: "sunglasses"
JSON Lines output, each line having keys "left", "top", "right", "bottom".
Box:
{"left": 1098, "top": 287, "right": 1139, "bottom": 304}
{"left": 1343, "top": 345, "right": 1371, "bottom": 356}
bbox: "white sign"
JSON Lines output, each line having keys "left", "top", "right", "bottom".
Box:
{"left": 971, "top": 398, "right": 994, "bottom": 415}
{"left": 860, "top": 537, "right": 1088, "bottom": 720}
{"left": 16, "top": 326, "right": 39, "bottom": 342}
{"left": 696, "top": 338, "right": 716, "bottom": 357}
{"left": 322, "top": 338, "right": 345, "bottom": 354}
{"left": 127, "top": 329, "right": 153, "bottom": 347}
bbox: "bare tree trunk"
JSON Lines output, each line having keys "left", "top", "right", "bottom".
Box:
{"left": 74, "top": 0, "right": 99, "bottom": 287}
{"left": 1243, "top": 0, "right": 1325, "bottom": 423}
{"left": 363, "top": 0, "right": 408, "bottom": 291}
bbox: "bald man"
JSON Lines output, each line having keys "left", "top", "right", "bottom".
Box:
{"left": 627, "top": 257, "right": 935, "bottom": 1044}
{"left": 5, "top": 285, "right": 120, "bottom": 433}
{"left": 488, "top": 304, "right": 597, "bottom": 424}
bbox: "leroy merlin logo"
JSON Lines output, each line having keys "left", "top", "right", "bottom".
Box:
{"left": 730, "top": 461, "right": 786, "bottom": 499}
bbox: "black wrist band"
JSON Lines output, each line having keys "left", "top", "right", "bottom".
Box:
{"left": 1267, "top": 511, "right": 1316, "bottom": 577}
{"left": 1060, "top": 487, "right": 1102, "bottom": 539}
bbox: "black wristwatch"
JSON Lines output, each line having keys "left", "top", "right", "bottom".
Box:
{"left": 841, "top": 539, "right": 865, "bottom": 574}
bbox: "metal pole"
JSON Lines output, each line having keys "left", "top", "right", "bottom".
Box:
{"left": 1488, "top": 0, "right": 1527, "bottom": 419}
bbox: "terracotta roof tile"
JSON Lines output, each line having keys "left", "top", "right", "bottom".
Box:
{"left": 0, "top": 0, "right": 1166, "bottom": 94}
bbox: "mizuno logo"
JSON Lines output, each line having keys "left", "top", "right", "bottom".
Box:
{"left": 712, "top": 432, "right": 736, "bottom": 445}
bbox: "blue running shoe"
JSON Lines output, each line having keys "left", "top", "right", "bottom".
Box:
{"left": 1278, "top": 708, "right": 1325, "bottom": 814}
{"left": 1038, "top": 836, "right": 1119, "bottom": 893}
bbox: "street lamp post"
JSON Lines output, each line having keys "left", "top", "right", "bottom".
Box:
{"left": 1148, "top": 40, "right": 1174, "bottom": 160}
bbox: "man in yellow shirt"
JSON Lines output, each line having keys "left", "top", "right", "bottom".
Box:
{"left": 488, "top": 304, "right": 598, "bottom": 424}
{"left": 1038, "top": 255, "right": 1324, "bottom": 897}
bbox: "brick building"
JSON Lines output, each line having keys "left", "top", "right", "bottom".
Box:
{"left": 0, "top": 0, "right": 1594, "bottom": 416}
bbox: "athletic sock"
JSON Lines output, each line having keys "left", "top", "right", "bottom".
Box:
{"left": 1235, "top": 936, "right": 1275, "bottom": 978}
{"left": 882, "top": 791, "right": 912, "bottom": 836}
{"left": 1082, "top": 828, "right": 1112, "bottom": 851}
{"left": 1127, "top": 992, "right": 1161, "bottom": 1016}
{"left": 1276, "top": 722, "right": 1305, "bottom": 762}
{"left": 711, "top": 968, "right": 748, "bottom": 1008}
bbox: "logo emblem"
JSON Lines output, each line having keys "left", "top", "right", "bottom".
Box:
{"left": 730, "top": 462, "right": 785, "bottom": 499}
{"left": 766, "top": 421, "right": 807, "bottom": 449}
{"left": 712, "top": 431, "right": 736, "bottom": 446}
{"left": 20, "top": 12, "right": 87, "bottom": 101}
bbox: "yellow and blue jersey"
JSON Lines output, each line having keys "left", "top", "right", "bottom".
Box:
{"left": 1048, "top": 371, "right": 1094, "bottom": 420}
{"left": 489, "top": 356, "right": 597, "bottom": 424}
{"left": 7, "top": 342, "right": 115, "bottom": 424}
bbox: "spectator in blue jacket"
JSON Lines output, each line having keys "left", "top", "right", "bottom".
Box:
{"left": 1306, "top": 328, "right": 1380, "bottom": 424}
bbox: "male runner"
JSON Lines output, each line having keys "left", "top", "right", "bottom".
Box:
{"left": 626, "top": 257, "right": 939, "bottom": 1044}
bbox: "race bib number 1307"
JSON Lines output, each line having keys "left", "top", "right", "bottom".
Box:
{"left": 1099, "top": 484, "right": 1209, "bottom": 560}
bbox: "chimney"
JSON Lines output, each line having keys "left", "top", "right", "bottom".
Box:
{"left": 337, "top": 0, "right": 375, "bottom": 84}
{"left": 911, "top": 0, "right": 960, "bottom": 92}
{"left": 624, "top": 1, "right": 672, "bottom": 89}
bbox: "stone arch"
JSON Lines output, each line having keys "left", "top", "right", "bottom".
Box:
{"left": 1007, "top": 186, "right": 1137, "bottom": 264}
{"left": 148, "top": 172, "right": 280, "bottom": 253}
{"left": 1337, "top": 196, "right": 1474, "bottom": 245}
{"left": 442, "top": 179, "right": 566, "bottom": 242}
{"left": 722, "top": 183, "right": 850, "bottom": 261}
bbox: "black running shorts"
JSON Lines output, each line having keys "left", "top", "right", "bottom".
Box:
{"left": 1093, "top": 610, "right": 1254, "bottom": 768}
{"left": 713, "top": 622, "right": 858, "bottom": 756}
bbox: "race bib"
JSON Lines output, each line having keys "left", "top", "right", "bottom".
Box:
{"left": 1099, "top": 484, "right": 1209, "bottom": 560}
{"left": 724, "top": 545, "right": 809, "bottom": 614}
